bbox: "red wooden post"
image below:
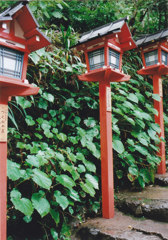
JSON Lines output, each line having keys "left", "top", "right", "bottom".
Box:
{"left": 136, "top": 30, "right": 168, "bottom": 175}
{"left": 75, "top": 17, "right": 136, "bottom": 218}
{"left": 0, "top": 2, "right": 50, "bottom": 238}
{"left": 153, "top": 74, "right": 166, "bottom": 174}
{"left": 0, "top": 87, "right": 40, "bottom": 240}
{"left": 0, "top": 95, "right": 8, "bottom": 240}
{"left": 99, "top": 80, "right": 114, "bottom": 218}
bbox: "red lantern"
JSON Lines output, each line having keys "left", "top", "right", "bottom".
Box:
{"left": 137, "top": 30, "right": 168, "bottom": 175}
{"left": 0, "top": 2, "right": 50, "bottom": 239}
{"left": 74, "top": 17, "right": 136, "bottom": 219}
{"left": 75, "top": 17, "right": 136, "bottom": 83}
{"left": 0, "top": 0, "right": 50, "bottom": 88}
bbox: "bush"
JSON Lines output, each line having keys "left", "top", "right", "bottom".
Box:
{"left": 5, "top": 0, "right": 167, "bottom": 238}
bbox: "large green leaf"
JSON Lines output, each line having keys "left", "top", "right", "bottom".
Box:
{"left": 148, "top": 128, "right": 158, "bottom": 141}
{"left": 140, "top": 112, "right": 153, "bottom": 121}
{"left": 80, "top": 182, "right": 95, "bottom": 197}
{"left": 127, "top": 93, "right": 138, "bottom": 103}
{"left": 139, "top": 169, "right": 151, "bottom": 183}
{"left": 124, "top": 116, "right": 135, "bottom": 126}
{"left": 135, "top": 145, "right": 149, "bottom": 156}
{"left": 55, "top": 152, "right": 65, "bottom": 161}
{"left": 44, "top": 129, "right": 54, "bottom": 138}
{"left": 128, "top": 167, "right": 138, "bottom": 177}
{"left": 52, "top": 11, "right": 63, "bottom": 19}
{"left": 59, "top": 162, "right": 72, "bottom": 172}
{"left": 136, "top": 92, "right": 145, "bottom": 103}
{"left": 77, "top": 127, "right": 86, "bottom": 137}
{"left": 127, "top": 139, "right": 134, "bottom": 146}
{"left": 57, "top": 133, "right": 67, "bottom": 142}
{"left": 74, "top": 116, "right": 81, "bottom": 124}
{"left": 113, "top": 139, "right": 125, "bottom": 154}
{"left": 26, "top": 155, "right": 39, "bottom": 168}
{"left": 66, "top": 98, "right": 80, "bottom": 109}
{"left": 50, "top": 228, "right": 58, "bottom": 240}
{"left": 83, "top": 160, "right": 96, "bottom": 172}
{"left": 85, "top": 174, "right": 99, "bottom": 189}
{"left": 50, "top": 209, "right": 60, "bottom": 225}
{"left": 77, "top": 164, "right": 86, "bottom": 173}
{"left": 38, "top": 98, "right": 48, "bottom": 110}
{"left": 32, "top": 169, "right": 52, "bottom": 190}
{"left": 42, "top": 92, "right": 54, "bottom": 103}
{"left": 31, "top": 191, "right": 50, "bottom": 217}
{"left": 134, "top": 110, "right": 143, "bottom": 119}
{"left": 56, "top": 174, "right": 76, "bottom": 189}
{"left": 138, "top": 176, "right": 145, "bottom": 188}
{"left": 151, "top": 123, "right": 161, "bottom": 134}
{"left": 54, "top": 190, "right": 69, "bottom": 210}
{"left": 10, "top": 189, "right": 34, "bottom": 216}
{"left": 135, "top": 119, "right": 145, "bottom": 129}
{"left": 84, "top": 117, "right": 96, "bottom": 127}
{"left": 16, "top": 97, "right": 32, "bottom": 109}
{"left": 76, "top": 152, "right": 86, "bottom": 161}
{"left": 7, "top": 160, "right": 21, "bottom": 181}
{"left": 29, "top": 51, "right": 40, "bottom": 64}
{"left": 68, "top": 189, "right": 80, "bottom": 202}
{"left": 25, "top": 115, "right": 35, "bottom": 126}
{"left": 86, "top": 142, "right": 100, "bottom": 158}
{"left": 125, "top": 153, "right": 135, "bottom": 164}
{"left": 138, "top": 136, "right": 149, "bottom": 146}
{"left": 123, "top": 100, "right": 135, "bottom": 110}
{"left": 69, "top": 136, "right": 78, "bottom": 144}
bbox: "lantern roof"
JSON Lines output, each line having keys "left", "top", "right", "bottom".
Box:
{"left": 136, "top": 28, "right": 168, "bottom": 47}
{"left": 0, "top": 0, "right": 51, "bottom": 52}
{"left": 0, "top": 1, "right": 30, "bottom": 20}
{"left": 75, "top": 17, "right": 136, "bottom": 51}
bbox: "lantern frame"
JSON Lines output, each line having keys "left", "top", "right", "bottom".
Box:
{"left": 136, "top": 29, "right": 168, "bottom": 175}
{"left": 0, "top": 0, "right": 50, "bottom": 86}
{"left": 141, "top": 42, "right": 168, "bottom": 68}
{"left": 74, "top": 17, "right": 136, "bottom": 83}
{"left": 0, "top": 45, "right": 24, "bottom": 80}
{"left": 74, "top": 17, "right": 136, "bottom": 219}
{"left": 137, "top": 30, "right": 168, "bottom": 75}
{"left": 84, "top": 38, "right": 123, "bottom": 73}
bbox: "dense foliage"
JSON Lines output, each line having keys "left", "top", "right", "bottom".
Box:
{"left": 1, "top": 0, "right": 167, "bottom": 239}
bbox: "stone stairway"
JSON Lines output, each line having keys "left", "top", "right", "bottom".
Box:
{"left": 72, "top": 173, "right": 168, "bottom": 240}
{"left": 116, "top": 186, "right": 168, "bottom": 222}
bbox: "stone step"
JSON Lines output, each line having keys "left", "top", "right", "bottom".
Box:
{"left": 72, "top": 209, "right": 168, "bottom": 240}
{"left": 155, "top": 173, "right": 168, "bottom": 186}
{"left": 116, "top": 185, "right": 168, "bottom": 222}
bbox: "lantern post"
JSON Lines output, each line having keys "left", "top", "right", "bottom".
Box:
{"left": 137, "top": 30, "right": 168, "bottom": 174}
{"left": 0, "top": 1, "right": 50, "bottom": 239}
{"left": 74, "top": 18, "right": 136, "bottom": 218}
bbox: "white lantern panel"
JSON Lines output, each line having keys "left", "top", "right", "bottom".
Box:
{"left": 4, "top": 57, "right": 16, "bottom": 71}
{"left": 109, "top": 48, "right": 120, "bottom": 69}
{"left": 88, "top": 48, "right": 104, "bottom": 70}
{"left": 144, "top": 50, "right": 158, "bottom": 66}
{"left": 93, "top": 55, "right": 101, "bottom": 65}
{"left": 110, "top": 55, "right": 117, "bottom": 65}
{"left": 0, "top": 46, "right": 24, "bottom": 79}
{"left": 161, "top": 50, "right": 168, "bottom": 65}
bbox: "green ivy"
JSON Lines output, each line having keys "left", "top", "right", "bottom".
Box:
{"left": 5, "top": 0, "right": 167, "bottom": 239}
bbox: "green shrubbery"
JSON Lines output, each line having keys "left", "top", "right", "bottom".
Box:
{"left": 3, "top": 0, "right": 168, "bottom": 239}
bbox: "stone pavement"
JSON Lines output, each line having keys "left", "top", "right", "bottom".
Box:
{"left": 116, "top": 185, "right": 168, "bottom": 222}
{"left": 74, "top": 210, "right": 168, "bottom": 240}
{"left": 155, "top": 172, "right": 168, "bottom": 186}
{"left": 73, "top": 174, "right": 168, "bottom": 239}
